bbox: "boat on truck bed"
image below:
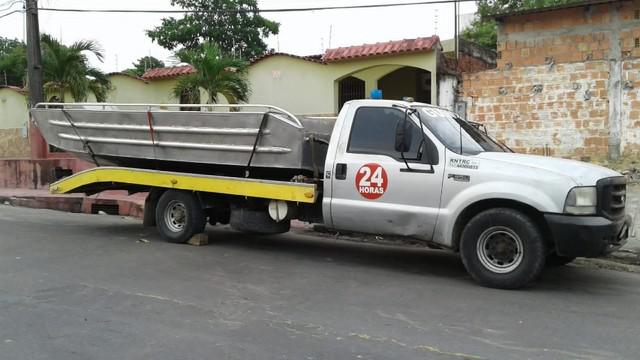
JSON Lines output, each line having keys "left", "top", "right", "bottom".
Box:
{"left": 31, "top": 100, "right": 632, "bottom": 290}
{"left": 31, "top": 103, "right": 333, "bottom": 179}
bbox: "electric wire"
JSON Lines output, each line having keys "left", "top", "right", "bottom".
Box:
{"left": 36, "top": 0, "right": 473, "bottom": 14}
{"left": 0, "top": 8, "right": 21, "bottom": 19}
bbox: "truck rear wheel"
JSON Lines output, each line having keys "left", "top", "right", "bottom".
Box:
{"left": 155, "top": 190, "right": 206, "bottom": 243}
{"left": 460, "top": 208, "right": 546, "bottom": 289}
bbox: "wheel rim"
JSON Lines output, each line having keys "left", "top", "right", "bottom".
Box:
{"left": 476, "top": 226, "right": 524, "bottom": 274}
{"left": 164, "top": 200, "right": 187, "bottom": 233}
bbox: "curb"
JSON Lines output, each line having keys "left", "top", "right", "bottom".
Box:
{"left": 0, "top": 194, "right": 145, "bottom": 219}
{"left": 572, "top": 257, "right": 640, "bottom": 274}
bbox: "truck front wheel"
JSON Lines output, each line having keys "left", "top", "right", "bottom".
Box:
{"left": 155, "top": 190, "right": 206, "bottom": 243}
{"left": 460, "top": 208, "right": 546, "bottom": 289}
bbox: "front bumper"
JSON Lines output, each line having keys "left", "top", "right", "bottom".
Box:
{"left": 544, "top": 214, "right": 632, "bottom": 258}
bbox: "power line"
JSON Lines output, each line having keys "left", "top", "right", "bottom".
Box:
{"left": 0, "top": 0, "right": 23, "bottom": 13}
{"left": 37, "top": 0, "right": 474, "bottom": 14}
{"left": 0, "top": 9, "right": 22, "bottom": 19}
{"left": 0, "top": 0, "right": 21, "bottom": 7}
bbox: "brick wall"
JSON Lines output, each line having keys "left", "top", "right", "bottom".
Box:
{"left": 459, "top": 1, "right": 640, "bottom": 161}
{"left": 622, "top": 59, "right": 640, "bottom": 156}
{"left": 496, "top": 5, "right": 614, "bottom": 68}
{"left": 458, "top": 53, "right": 495, "bottom": 73}
{"left": 462, "top": 62, "right": 611, "bottom": 158}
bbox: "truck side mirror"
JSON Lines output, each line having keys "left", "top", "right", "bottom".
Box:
{"left": 394, "top": 118, "right": 413, "bottom": 153}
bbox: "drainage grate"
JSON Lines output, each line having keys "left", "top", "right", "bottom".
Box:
{"left": 91, "top": 203, "right": 119, "bottom": 215}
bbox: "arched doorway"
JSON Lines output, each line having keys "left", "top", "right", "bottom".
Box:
{"left": 338, "top": 76, "right": 365, "bottom": 110}
{"left": 378, "top": 67, "right": 431, "bottom": 103}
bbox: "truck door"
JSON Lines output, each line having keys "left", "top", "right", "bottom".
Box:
{"left": 328, "top": 104, "right": 445, "bottom": 240}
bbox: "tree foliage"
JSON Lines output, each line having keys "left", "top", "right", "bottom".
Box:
{"left": 173, "top": 42, "right": 250, "bottom": 104}
{"left": 147, "top": 0, "right": 279, "bottom": 60}
{"left": 0, "top": 37, "right": 27, "bottom": 87}
{"left": 41, "top": 34, "right": 112, "bottom": 102}
{"left": 462, "top": 0, "right": 573, "bottom": 49}
{"left": 124, "top": 56, "right": 166, "bottom": 77}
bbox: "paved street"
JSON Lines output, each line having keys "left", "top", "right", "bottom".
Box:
{"left": 0, "top": 205, "right": 639, "bottom": 360}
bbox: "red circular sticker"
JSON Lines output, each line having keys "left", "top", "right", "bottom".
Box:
{"left": 355, "top": 163, "right": 388, "bottom": 200}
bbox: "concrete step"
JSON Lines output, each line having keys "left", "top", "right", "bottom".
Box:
{"left": 0, "top": 188, "right": 145, "bottom": 219}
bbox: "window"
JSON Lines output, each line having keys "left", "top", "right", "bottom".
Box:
{"left": 419, "top": 107, "right": 507, "bottom": 154}
{"left": 339, "top": 76, "right": 366, "bottom": 111}
{"left": 348, "top": 107, "right": 438, "bottom": 164}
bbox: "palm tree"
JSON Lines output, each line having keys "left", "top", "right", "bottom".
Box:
{"left": 173, "top": 42, "right": 250, "bottom": 104}
{"left": 40, "top": 34, "right": 112, "bottom": 102}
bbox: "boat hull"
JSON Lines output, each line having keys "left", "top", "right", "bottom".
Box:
{"left": 30, "top": 106, "right": 332, "bottom": 179}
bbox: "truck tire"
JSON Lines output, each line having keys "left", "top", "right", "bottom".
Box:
{"left": 155, "top": 190, "right": 206, "bottom": 243}
{"left": 460, "top": 208, "right": 546, "bottom": 289}
{"left": 546, "top": 253, "right": 576, "bottom": 267}
{"left": 230, "top": 207, "right": 290, "bottom": 234}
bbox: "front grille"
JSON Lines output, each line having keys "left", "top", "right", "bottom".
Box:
{"left": 596, "top": 177, "right": 626, "bottom": 220}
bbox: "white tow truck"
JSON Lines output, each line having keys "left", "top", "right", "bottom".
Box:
{"left": 36, "top": 100, "right": 632, "bottom": 289}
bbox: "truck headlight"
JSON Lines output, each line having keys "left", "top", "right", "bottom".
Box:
{"left": 564, "top": 187, "right": 597, "bottom": 215}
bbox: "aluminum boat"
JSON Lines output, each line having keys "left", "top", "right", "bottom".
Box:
{"left": 30, "top": 103, "right": 334, "bottom": 179}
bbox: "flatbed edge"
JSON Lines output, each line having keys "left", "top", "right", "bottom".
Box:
{"left": 49, "top": 167, "right": 318, "bottom": 203}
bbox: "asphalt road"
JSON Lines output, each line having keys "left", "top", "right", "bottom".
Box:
{"left": 0, "top": 205, "right": 639, "bottom": 360}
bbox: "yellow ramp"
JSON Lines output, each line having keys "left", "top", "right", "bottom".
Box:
{"left": 50, "top": 167, "right": 317, "bottom": 203}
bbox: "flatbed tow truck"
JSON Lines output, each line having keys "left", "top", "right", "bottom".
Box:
{"left": 33, "top": 100, "right": 632, "bottom": 289}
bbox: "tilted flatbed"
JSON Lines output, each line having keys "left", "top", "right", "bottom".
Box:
{"left": 50, "top": 167, "right": 317, "bottom": 204}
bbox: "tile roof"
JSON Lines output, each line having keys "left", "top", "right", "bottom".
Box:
{"left": 107, "top": 72, "right": 150, "bottom": 83}
{"left": 139, "top": 36, "right": 440, "bottom": 78}
{"left": 322, "top": 36, "right": 440, "bottom": 63}
{"left": 0, "top": 85, "right": 27, "bottom": 94}
{"left": 250, "top": 52, "right": 325, "bottom": 65}
{"left": 141, "top": 65, "right": 195, "bottom": 80}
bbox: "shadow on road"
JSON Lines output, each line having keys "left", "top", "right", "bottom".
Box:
{"left": 205, "top": 226, "right": 471, "bottom": 279}
{"left": 88, "top": 221, "right": 638, "bottom": 292}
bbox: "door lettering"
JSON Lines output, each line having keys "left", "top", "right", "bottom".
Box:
{"left": 356, "top": 163, "right": 388, "bottom": 200}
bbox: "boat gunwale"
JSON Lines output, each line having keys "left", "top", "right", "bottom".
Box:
{"left": 33, "top": 102, "right": 304, "bottom": 129}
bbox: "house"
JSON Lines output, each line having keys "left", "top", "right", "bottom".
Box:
{"left": 248, "top": 36, "right": 495, "bottom": 115}
{"left": 460, "top": 0, "right": 640, "bottom": 161}
{"left": 248, "top": 36, "right": 442, "bottom": 115}
{"left": 112, "top": 36, "right": 443, "bottom": 115}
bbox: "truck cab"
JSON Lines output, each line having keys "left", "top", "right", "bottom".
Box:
{"left": 323, "top": 100, "right": 631, "bottom": 288}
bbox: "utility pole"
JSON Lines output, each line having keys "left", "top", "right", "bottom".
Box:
{"left": 25, "top": 0, "right": 47, "bottom": 158}
{"left": 26, "top": 0, "right": 43, "bottom": 106}
{"left": 454, "top": 0, "right": 459, "bottom": 60}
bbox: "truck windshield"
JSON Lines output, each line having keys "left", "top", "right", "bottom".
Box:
{"left": 418, "top": 107, "right": 508, "bottom": 155}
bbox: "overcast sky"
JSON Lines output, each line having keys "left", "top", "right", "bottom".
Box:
{"left": 0, "top": 0, "right": 477, "bottom": 73}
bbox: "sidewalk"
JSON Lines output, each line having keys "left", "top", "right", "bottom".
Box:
{"left": 0, "top": 188, "right": 146, "bottom": 219}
